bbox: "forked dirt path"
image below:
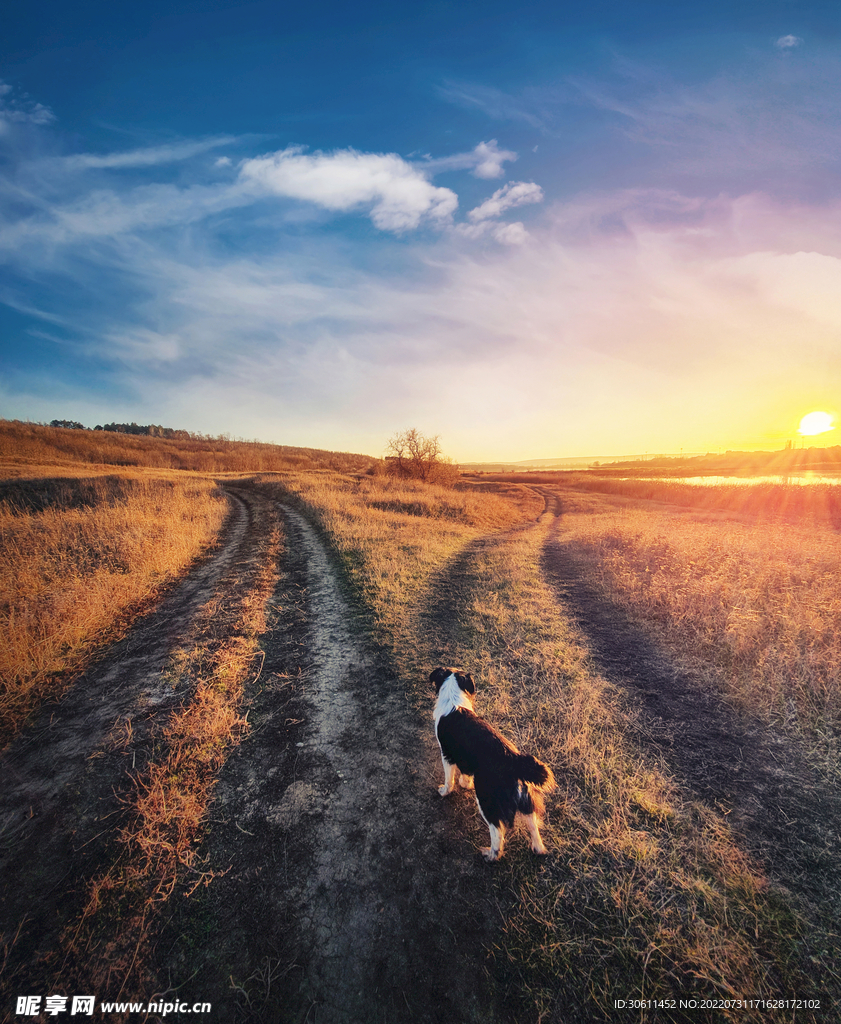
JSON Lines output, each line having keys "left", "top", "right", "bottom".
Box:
{"left": 12, "top": 476, "right": 839, "bottom": 1019}
{"left": 0, "top": 484, "right": 268, "bottom": 1001}
{"left": 162, "top": 502, "right": 505, "bottom": 1023}
{"left": 536, "top": 487, "right": 841, "bottom": 961}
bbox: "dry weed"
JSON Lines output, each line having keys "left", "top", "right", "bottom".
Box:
{"left": 0, "top": 418, "right": 373, "bottom": 475}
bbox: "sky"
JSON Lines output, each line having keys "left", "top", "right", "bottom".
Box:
{"left": 2, "top": 0, "right": 841, "bottom": 462}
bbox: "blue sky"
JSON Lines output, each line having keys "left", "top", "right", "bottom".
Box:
{"left": 3, "top": 0, "right": 841, "bottom": 460}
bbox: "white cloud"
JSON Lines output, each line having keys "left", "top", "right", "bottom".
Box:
{"left": 238, "top": 146, "right": 458, "bottom": 231}
{"left": 468, "top": 181, "right": 544, "bottom": 222}
{"left": 775, "top": 35, "right": 803, "bottom": 49}
{"left": 471, "top": 140, "right": 517, "bottom": 179}
{"left": 421, "top": 139, "right": 517, "bottom": 179}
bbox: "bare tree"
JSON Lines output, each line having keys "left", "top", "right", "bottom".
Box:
{"left": 384, "top": 428, "right": 456, "bottom": 484}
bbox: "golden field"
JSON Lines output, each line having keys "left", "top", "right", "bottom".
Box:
{"left": 553, "top": 476, "right": 841, "bottom": 764}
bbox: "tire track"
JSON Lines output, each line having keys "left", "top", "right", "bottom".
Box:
{"left": 0, "top": 484, "right": 264, "bottom": 998}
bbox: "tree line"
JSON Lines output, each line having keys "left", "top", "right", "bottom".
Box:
{"left": 50, "top": 420, "right": 222, "bottom": 440}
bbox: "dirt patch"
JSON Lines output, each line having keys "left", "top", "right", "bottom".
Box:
{"left": 159, "top": 501, "right": 507, "bottom": 1023}
{"left": 0, "top": 483, "right": 272, "bottom": 1005}
{"left": 538, "top": 492, "right": 841, "bottom": 967}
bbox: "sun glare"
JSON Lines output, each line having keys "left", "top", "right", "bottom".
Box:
{"left": 798, "top": 411, "right": 835, "bottom": 436}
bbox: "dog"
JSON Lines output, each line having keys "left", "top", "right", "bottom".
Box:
{"left": 431, "top": 666, "right": 556, "bottom": 862}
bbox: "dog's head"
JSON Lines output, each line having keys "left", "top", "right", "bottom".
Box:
{"left": 430, "top": 666, "right": 475, "bottom": 696}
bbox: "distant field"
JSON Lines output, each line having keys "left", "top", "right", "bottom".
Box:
{"left": 0, "top": 418, "right": 374, "bottom": 475}
{"left": 557, "top": 471, "right": 841, "bottom": 526}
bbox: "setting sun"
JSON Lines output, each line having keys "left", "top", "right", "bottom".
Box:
{"left": 798, "top": 411, "right": 835, "bottom": 436}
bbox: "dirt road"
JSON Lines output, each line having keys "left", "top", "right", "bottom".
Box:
{"left": 159, "top": 501, "right": 505, "bottom": 1023}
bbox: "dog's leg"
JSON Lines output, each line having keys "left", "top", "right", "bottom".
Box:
{"left": 438, "top": 757, "right": 458, "bottom": 796}
{"left": 458, "top": 773, "right": 474, "bottom": 790}
{"left": 481, "top": 823, "right": 505, "bottom": 862}
{"left": 523, "top": 813, "right": 548, "bottom": 855}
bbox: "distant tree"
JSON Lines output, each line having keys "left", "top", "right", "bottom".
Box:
{"left": 384, "top": 428, "right": 458, "bottom": 485}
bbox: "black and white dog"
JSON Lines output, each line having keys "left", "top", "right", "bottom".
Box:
{"left": 431, "top": 666, "right": 556, "bottom": 862}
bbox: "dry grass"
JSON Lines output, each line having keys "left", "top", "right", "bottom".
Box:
{"left": 0, "top": 472, "right": 227, "bottom": 746}
{"left": 553, "top": 482, "right": 841, "bottom": 759}
{"left": 8, "top": 460, "right": 832, "bottom": 1015}
{"left": 0, "top": 418, "right": 374, "bottom": 475}
{"left": 276, "top": 473, "right": 825, "bottom": 1020}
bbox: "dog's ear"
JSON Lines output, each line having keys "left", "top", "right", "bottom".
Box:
{"left": 429, "top": 667, "right": 449, "bottom": 690}
{"left": 457, "top": 672, "right": 475, "bottom": 694}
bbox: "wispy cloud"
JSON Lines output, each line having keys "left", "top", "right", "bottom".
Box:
{"left": 0, "top": 180, "right": 254, "bottom": 249}
{"left": 60, "top": 136, "right": 240, "bottom": 170}
{"left": 0, "top": 134, "right": 531, "bottom": 255}
{"left": 436, "top": 81, "right": 557, "bottom": 131}
{"left": 468, "top": 181, "right": 544, "bottom": 222}
{"left": 564, "top": 51, "right": 841, "bottom": 193}
{"left": 12, "top": 175, "right": 841, "bottom": 454}
{"left": 0, "top": 80, "right": 55, "bottom": 132}
{"left": 442, "top": 46, "right": 841, "bottom": 200}
{"left": 5, "top": 47, "right": 841, "bottom": 458}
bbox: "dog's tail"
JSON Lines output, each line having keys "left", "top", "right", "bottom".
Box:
{"left": 515, "top": 754, "right": 557, "bottom": 793}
